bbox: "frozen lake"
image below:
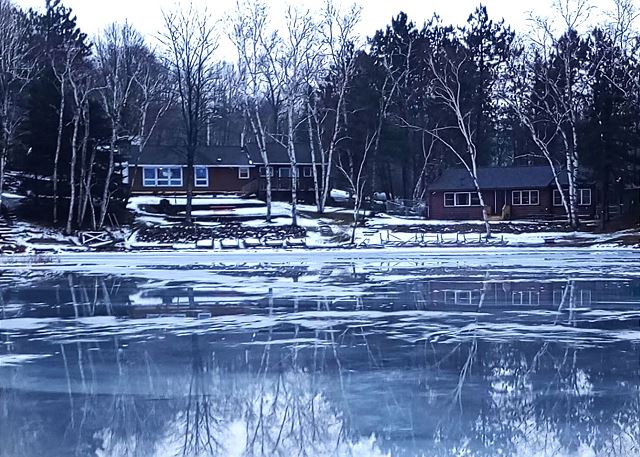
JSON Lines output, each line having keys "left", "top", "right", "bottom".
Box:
{"left": 1, "top": 248, "right": 640, "bottom": 457}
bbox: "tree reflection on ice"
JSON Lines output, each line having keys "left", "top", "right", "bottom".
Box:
{"left": 1, "top": 256, "right": 640, "bottom": 456}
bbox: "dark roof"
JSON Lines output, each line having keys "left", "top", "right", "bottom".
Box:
{"left": 134, "top": 143, "right": 318, "bottom": 166}
{"left": 135, "top": 145, "right": 252, "bottom": 166}
{"left": 429, "top": 166, "right": 571, "bottom": 191}
{"left": 245, "top": 143, "right": 315, "bottom": 165}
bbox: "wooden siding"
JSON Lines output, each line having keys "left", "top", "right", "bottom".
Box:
{"left": 129, "top": 165, "right": 320, "bottom": 197}
{"left": 129, "top": 166, "right": 257, "bottom": 195}
{"left": 428, "top": 187, "right": 596, "bottom": 220}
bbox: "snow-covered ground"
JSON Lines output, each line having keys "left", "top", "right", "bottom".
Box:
{"left": 125, "top": 197, "right": 637, "bottom": 251}
{"left": 0, "top": 194, "right": 637, "bottom": 254}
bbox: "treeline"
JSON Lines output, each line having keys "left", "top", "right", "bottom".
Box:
{"left": 0, "top": 0, "right": 639, "bottom": 232}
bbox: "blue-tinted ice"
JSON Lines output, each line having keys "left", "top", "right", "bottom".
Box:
{"left": 1, "top": 249, "right": 640, "bottom": 457}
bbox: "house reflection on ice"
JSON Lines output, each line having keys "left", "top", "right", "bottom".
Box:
{"left": 2, "top": 262, "right": 640, "bottom": 457}
{"left": 2, "top": 267, "right": 640, "bottom": 321}
{"left": 432, "top": 280, "right": 594, "bottom": 308}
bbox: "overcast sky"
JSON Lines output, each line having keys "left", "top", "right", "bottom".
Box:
{"left": 14, "top": 0, "right": 609, "bottom": 58}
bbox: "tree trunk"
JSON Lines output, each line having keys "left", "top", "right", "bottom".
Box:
{"left": 351, "top": 193, "right": 361, "bottom": 245}
{"left": 80, "top": 143, "right": 97, "bottom": 230}
{"left": 0, "top": 149, "right": 6, "bottom": 214}
{"left": 77, "top": 102, "right": 90, "bottom": 227}
{"left": 66, "top": 113, "right": 80, "bottom": 234}
{"left": 98, "top": 125, "right": 116, "bottom": 229}
{"left": 471, "top": 175, "right": 491, "bottom": 239}
{"left": 247, "top": 104, "right": 272, "bottom": 223}
{"left": 53, "top": 77, "right": 66, "bottom": 225}
{"left": 566, "top": 147, "right": 579, "bottom": 229}
{"left": 185, "top": 149, "right": 194, "bottom": 225}
{"left": 287, "top": 102, "right": 298, "bottom": 227}
{"left": 306, "top": 104, "right": 321, "bottom": 212}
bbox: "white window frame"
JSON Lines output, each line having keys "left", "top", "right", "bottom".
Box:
{"left": 279, "top": 167, "right": 292, "bottom": 178}
{"left": 238, "top": 167, "right": 250, "bottom": 180}
{"left": 512, "top": 190, "right": 539, "bottom": 206}
{"left": 578, "top": 188, "right": 591, "bottom": 206}
{"left": 142, "top": 166, "right": 183, "bottom": 187}
{"left": 194, "top": 166, "right": 209, "bottom": 187}
{"left": 444, "top": 192, "right": 481, "bottom": 207}
{"left": 259, "top": 166, "right": 273, "bottom": 177}
{"left": 302, "top": 166, "right": 313, "bottom": 178}
{"left": 512, "top": 290, "right": 540, "bottom": 306}
{"left": 554, "top": 188, "right": 591, "bottom": 206}
{"left": 553, "top": 189, "right": 564, "bottom": 207}
{"left": 444, "top": 290, "right": 475, "bottom": 305}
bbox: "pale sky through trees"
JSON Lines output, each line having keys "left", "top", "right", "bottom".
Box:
{"left": 13, "top": 0, "right": 599, "bottom": 58}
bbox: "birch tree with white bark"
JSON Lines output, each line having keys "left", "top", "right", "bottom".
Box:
{"left": 0, "top": 0, "right": 33, "bottom": 212}
{"left": 229, "top": 0, "right": 277, "bottom": 222}
{"left": 262, "top": 5, "right": 319, "bottom": 226}
{"left": 94, "top": 22, "right": 144, "bottom": 229}
{"left": 503, "top": 50, "right": 572, "bottom": 220}
{"left": 427, "top": 50, "right": 493, "bottom": 238}
{"left": 65, "top": 59, "right": 94, "bottom": 234}
{"left": 526, "top": 0, "right": 594, "bottom": 228}
{"left": 123, "top": 49, "right": 173, "bottom": 206}
{"left": 306, "top": 1, "right": 361, "bottom": 214}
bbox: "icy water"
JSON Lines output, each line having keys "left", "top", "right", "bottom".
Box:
{"left": 1, "top": 249, "right": 640, "bottom": 457}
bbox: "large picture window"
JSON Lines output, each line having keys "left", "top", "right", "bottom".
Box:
{"left": 512, "top": 190, "right": 539, "bottom": 206}
{"left": 194, "top": 166, "right": 208, "bottom": 187}
{"left": 279, "top": 167, "right": 292, "bottom": 178}
{"left": 259, "top": 166, "right": 273, "bottom": 177}
{"left": 444, "top": 192, "right": 481, "bottom": 207}
{"left": 143, "top": 167, "right": 183, "bottom": 187}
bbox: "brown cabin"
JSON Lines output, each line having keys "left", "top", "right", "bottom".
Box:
{"left": 126, "top": 143, "right": 325, "bottom": 201}
{"left": 428, "top": 166, "right": 596, "bottom": 221}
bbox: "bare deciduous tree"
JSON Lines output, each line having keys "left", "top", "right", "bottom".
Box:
{"left": 230, "top": 0, "right": 276, "bottom": 222}
{"left": 66, "top": 61, "right": 94, "bottom": 234}
{"left": 161, "top": 3, "right": 218, "bottom": 224}
{"left": 0, "top": 0, "right": 34, "bottom": 212}
{"left": 94, "top": 23, "right": 145, "bottom": 229}
{"left": 307, "top": 1, "right": 361, "bottom": 214}
{"left": 427, "top": 52, "right": 492, "bottom": 238}
{"left": 124, "top": 50, "right": 173, "bottom": 206}
{"left": 503, "top": 51, "right": 572, "bottom": 220}
{"left": 266, "top": 6, "right": 319, "bottom": 226}
{"left": 525, "top": 1, "right": 593, "bottom": 228}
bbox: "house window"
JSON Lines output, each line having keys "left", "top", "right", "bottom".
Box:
{"left": 143, "top": 168, "right": 155, "bottom": 187}
{"left": 512, "top": 290, "right": 540, "bottom": 306}
{"left": 512, "top": 190, "right": 539, "bottom": 206}
{"left": 279, "top": 167, "right": 292, "bottom": 178}
{"left": 238, "top": 167, "right": 250, "bottom": 179}
{"left": 578, "top": 188, "right": 591, "bottom": 206}
{"left": 143, "top": 167, "right": 182, "bottom": 187}
{"left": 445, "top": 193, "right": 455, "bottom": 207}
{"left": 553, "top": 188, "right": 591, "bottom": 206}
{"left": 302, "top": 166, "right": 313, "bottom": 178}
{"left": 194, "top": 166, "right": 209, "bottom": 187}
{"left": 259, "top": 166, "right": 273, "bottom": 177}
{"left": 444, "top": 192, "right": 481, "bottom": 207}
{"left": 553, "top": 189, "right": 564, "bottom": 207}
{"left": 444, "top": 290, "right": 475, "bottom": 305}
{"left": 456, "top": 193, "right": 470, "bottom": 206}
